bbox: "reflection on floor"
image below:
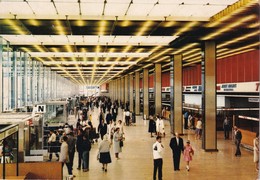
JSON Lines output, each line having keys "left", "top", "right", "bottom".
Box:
{"left": 61, "top": 108, "right": 258, "bottom": 180}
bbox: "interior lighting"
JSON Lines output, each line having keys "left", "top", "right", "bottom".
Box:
{"left": 99, "top": 20, "right": 107, "bottom": 35}
{"left": 154, "top": 56, "right": 169, "bottom": 63}
{"left": 218, "top": 42, "right": 260, "bottom": 56}
{"left": 136, "top": 21, "right": 154, "bottom": 36}
{"left": 183, "top": 59, "right": 201, "bottom": 66}
{"left": 148, "top": 48, "right": 173, "bottom": 62}
{"left": 54, "top": 20, "right": 66, "bottom": 35}
{"left": 173, "top": 21, "right": 199, "bottom": 36}
{"left": 183, "top": 52, "right": 201, "bottom": 61}
{"left": 218, "top": 30, "right": 260, "bottom": 48}
{"left": 4, "top": 19, "right": 28, "bottom": 35}
{"left": 163, "top": 21, "right": 177, "bottom": 27}
{"left": 120, "top": 20, "right": 132, "bottom": 27}
{"left": 174, "top": 43, "right": 199, "bottom": 54}
{"left": 218, "top": 48, "right": 256, "bottom": 59}
{"left": 202, "top": 15, "right": 257, "bottom": 40}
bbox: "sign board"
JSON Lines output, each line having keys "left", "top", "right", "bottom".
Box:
{"left": 36, "top": 105, "right": 46, "bottom": 113}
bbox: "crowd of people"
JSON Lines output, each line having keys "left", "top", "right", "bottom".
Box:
{"left": 46, "top": 96, "right": 129, "bottom": 177}
{"left": 45, "top": 96, "right": 257, "bottom": 179}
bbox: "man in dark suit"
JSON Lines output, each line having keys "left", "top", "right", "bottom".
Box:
{"left": 234, "top": 126, "right": 242, "bottom": 156}
{"left": 169, "top": 133, "right": 184, "bottom": 171}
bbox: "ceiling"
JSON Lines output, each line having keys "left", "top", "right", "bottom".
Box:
{"left": 0, "top": 0, "right": 259, "bottom": 86}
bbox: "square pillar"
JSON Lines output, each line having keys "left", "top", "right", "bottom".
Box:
{"left": 202, "top": 41, "right": 218, "bottom": 151}
{"left": 125, "top": 75, "right": 129, "bottom": 105}
{"left": 154, "top": 63, "right": 162, "bottom": 115}
{"left": 143, "top": 68, "right": 149, "bottom": 119}
{"left": 121, "top": 77, "right": 125, "bottom": 103}
{"left": 135, "top": 71, "right": 140, "bottom": 115}
{"left": 129, "top": 74, "right": 134, "bottom": 112}
{"left": 170, "top": 54, "right": 183, "bottom": 134}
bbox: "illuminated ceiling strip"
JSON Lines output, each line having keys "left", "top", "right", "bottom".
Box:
{"left": 208, "top": 0, "right": 258, "bottom": 27}
{"left": 55, "top": 20, "right": 66, "bottom": 35}
{"left": 174, "top": 21, "right": 199, "bottom": 36}
{"left": 136, "top": 21, "right": 154, "bottom": 36}
{"left": 29, "top": 52, "right": 151, "bottom": 58}
{"left": 218, "top": 42, "right": 260, "bottom": 56}
{"left": 183, "top": 52, "right": 201, "bottom": 60}
{"left": 2, "top": 35, "right": 177, "bottom": 46}
{"left": 202, "top": 15, "right": 257, "bottom": 40}
{"left": 182, "top": 48, "right": 201, "bottom": 57}
{"left": 147, "top": 48, "right": 173, "bottom": 62}
{"left": 173, "top": 43, "right": 199, "bottom": 54}
{"left": 217, "top": 30, "right": 260, "bottom": 48}
{"left": 4, "top": 19, "right": 28, "bottom": 35}
{"left": 218, "top": 49, "right": 256, "bottom": 59}
{"left": 51, "top": 67, "right": 128, "bottom": 70}
{"left": 43, "top": 61, "right": 136, "bottom": 65}
{"left": 154, "top": 56, "right": 169, "bottom": 63}
{"left": 57, "top": 71, "right": 120, "bottom": 73}
{"left": 183, "top": 60, "right": 201, "bottom": 67}
{"left": 96, "top": 45, "right": 132, "bottom": 84}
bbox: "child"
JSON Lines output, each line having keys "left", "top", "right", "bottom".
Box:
{"left": 183, "top": 140, "right": 194, "bottom": 171}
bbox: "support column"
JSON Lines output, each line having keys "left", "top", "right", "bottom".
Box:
{"left": 121, "top": 77, "right": 125, "bottom": 104}
{"left": 129, "top": 74, "right": 134, "bottom": 112}
{"left": 154, "top": 63, "right": 162, "bottom": 115}
{"left": 117, "top": 78, "right": 120, "bottom": 101}
{"left": 143, "top": 68, "right": 149, "bottom": 119}
{"left": 135, "top": 72, "right": 140, "bottom": 115}
{"left": 124, "top": 75, "right": 129, "bottom": 105}
{"left": 202, "top": 41, "right": 217, "bottom": 151}
{"left": 171, "top": 54, "right": 183, "bottom": 134}
{"left": 0, "top": 38, "right": 3, "bottom": 112}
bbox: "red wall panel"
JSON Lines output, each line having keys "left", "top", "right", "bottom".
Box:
{"left": 149, "top": 75, "right": 154, "bottom": 88}
{"left": 226, "top": 57, "right": 232, "bottom": 83}
{"left": 139, "top": 79, "right": 142, "bottom": 88}
{"left": 162, "top": 72, "right": 170, "bottom": 87}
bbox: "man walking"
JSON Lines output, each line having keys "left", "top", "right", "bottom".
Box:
{"left": 169, "top": 133, "right": 184, "bottom": 171}
{"left": 234, "top": 126, "right": 242, "bottom": 156}
{"left": 153, "top": 136, "right": 164, "bottom": 180}
{"left": 223, "top": 116, "right": 230, "bottom": 139}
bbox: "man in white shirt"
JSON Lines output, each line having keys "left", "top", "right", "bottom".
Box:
{"left": 153, "top": 136, "right": 164, "bottom": 180}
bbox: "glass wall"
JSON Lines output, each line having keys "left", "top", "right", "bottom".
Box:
{"left": 0, "top": 36, "right": 79, "bottom": 112}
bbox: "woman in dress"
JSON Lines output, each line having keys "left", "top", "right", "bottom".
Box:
{"left": 98, "top": 134, "right": 112, "bottom": 172}
{"left": 183, "top": 140, "right": 194, "bottom": 171}
{"left": 113, "top": 127, "right": 123, "bottom": 159}
{"left": 148, "top": 115, "right": 156, "bottom": 137}
{"left": 253, "top": 132, "right": 259, "bottom": 171}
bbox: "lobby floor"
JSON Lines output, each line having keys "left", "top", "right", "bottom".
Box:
{"left": 62, "top": 107, "right": 259, "bottom": 180}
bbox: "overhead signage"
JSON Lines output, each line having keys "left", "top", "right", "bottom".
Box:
{"left": 36, "top": 105, "right": 46, "bottom": 113}
{"left": 183, "top": 82, "right": 259, "bottom": 93}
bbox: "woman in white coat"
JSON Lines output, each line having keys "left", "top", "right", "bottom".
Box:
{"left": 156, "top": 115, "right": 165, "bottom": 137}
{"left": 113, "top": 127, "right": 122, "bottom": 159}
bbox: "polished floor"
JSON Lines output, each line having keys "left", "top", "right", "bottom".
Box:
{"left": 62, "top": 107, "right": 259, "bottom": 180}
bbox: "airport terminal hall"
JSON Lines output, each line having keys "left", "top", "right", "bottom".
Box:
{"left": 0, "top": 0, "right": 259, "bottom": 179}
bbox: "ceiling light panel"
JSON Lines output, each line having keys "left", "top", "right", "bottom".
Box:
{"left": 105, "top": 3, "right": 129, "bottom": 16}
{"left": 67, "top": 35, "right": 84, "bottom": 43}
{"left": 113, "top": 36, "right": 131, "bottom": 44}
{"left": 28, "top": 2, "right": 56, "bottom": 15}
{"left": 0, "top": 2, "right": 32, "bottom": 15}
{"left": 81, "top": 2, "right": 103, "bottom": 16}
{"left": 149, "top": 4, "right": 179, "bottom": 17}
{"left": 158, "top": 0, "right": 238, "bottom": 5}
{"left": 98, "top": 36, "right": 115, "bottom": 43}
{"left": 51, "top": 35, "right": 68, "bottom": 43}
{"left": 84, "top": 36, "right": 99, "bottom": 44}
{"left": 127, "top": 3, "right": 154, "bottom": 16}
{"left": 55, "top": 2, "right": 79, "bottom": 16}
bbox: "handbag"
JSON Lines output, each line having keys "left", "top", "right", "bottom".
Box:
{"left": 119, "top": 140, "right": 124, "bottom": 147}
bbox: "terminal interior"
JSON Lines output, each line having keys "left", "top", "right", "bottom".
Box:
{"left": 0, "top": 0, "right": 259, "bottom": 179}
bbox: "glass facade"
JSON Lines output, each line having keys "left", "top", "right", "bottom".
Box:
{"left": 0, "top": 37, "right": 78, "bottom": 113}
